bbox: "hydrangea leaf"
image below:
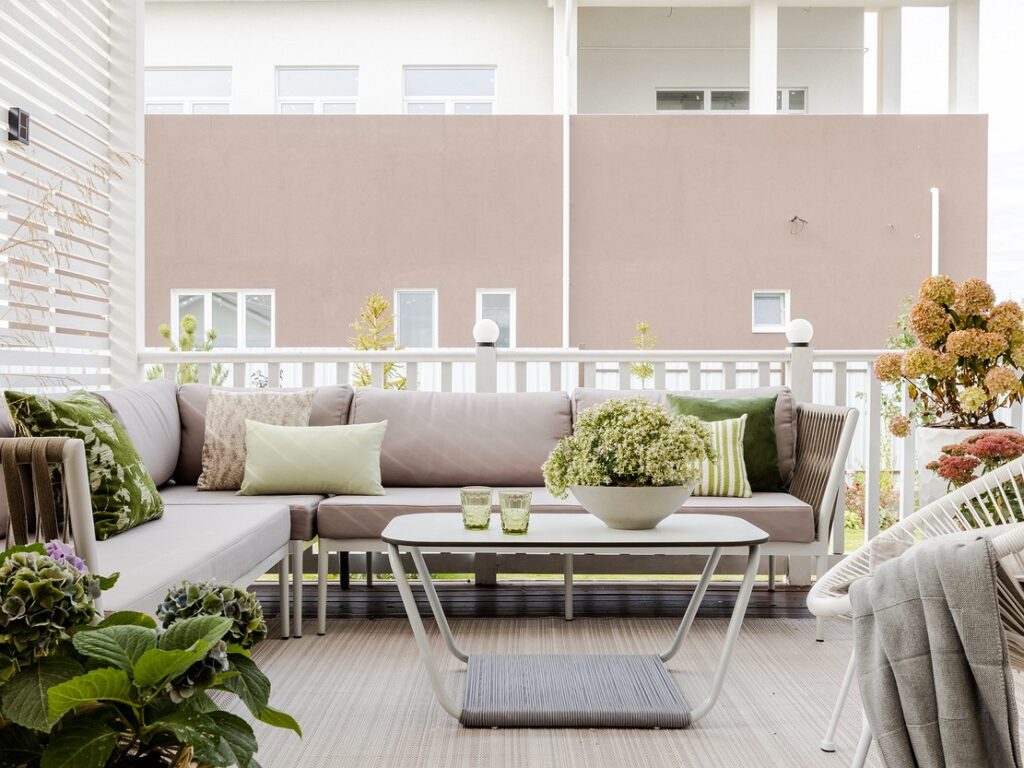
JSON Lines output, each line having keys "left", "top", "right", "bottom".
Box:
{"left": 47, "top": 668, "right": 134, "bottom": 722}
{"left": 38, "top": 720, "right": 117, "bottom": 768}
{"left": 1, "top": 657, "right": 83, "bottom": 732}
{"left": 159, "top": 615, "right": 232, "bottom": 652}
{"left": 72, "top": 625, "right": 156, "bottom": 673}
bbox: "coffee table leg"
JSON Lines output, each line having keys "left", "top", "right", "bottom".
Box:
{"left": 387, "top": 543, "right": 463, "bottom": 719}
{"left": 660, "top": 546, "right": 722, "bottom": 662}
{"left": 686, "top": 543, "right": 761, "bottom": 724}
{"left": 411, "top": 547, "right": 469, "bottom": 662}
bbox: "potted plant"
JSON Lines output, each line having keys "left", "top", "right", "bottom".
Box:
{"left": 0, "top": 543, "right": 299, "bottom": 767}
{"left": 874, "top": 275, "right": 1024, "bottom": 506}
{"left": 542, "top": 397, "right": 714, "bottom": 529}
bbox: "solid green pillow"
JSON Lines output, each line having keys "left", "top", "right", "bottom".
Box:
{"left": 666, "top": 393, "right": 784, "bottom": 492}
{"left": 238, "top": 420, "right": 387, "bottom": 496}
{"left": 4, "top": 390, "right": 164, "bottom": 540}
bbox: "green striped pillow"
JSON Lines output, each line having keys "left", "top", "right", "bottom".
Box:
{"left": 695, "top": 414, "right": 752, "bottom": 498}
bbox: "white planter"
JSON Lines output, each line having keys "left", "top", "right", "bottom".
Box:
{"left": 916, "top": 425, "right": 995, "bottom": 508}
{"left": 569, "top": 484, "right": 693, "bottom": 530}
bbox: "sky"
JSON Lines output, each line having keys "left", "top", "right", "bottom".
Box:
{"left": 891, "top": 1, "right": 1024, "bottom": 300}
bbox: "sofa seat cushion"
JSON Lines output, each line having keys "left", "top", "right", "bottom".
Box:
{"left": 316, "top": 488, "right": 815, "bottom": 544}
{"left": 159, "top": 485, "right": 324, "bottom": 541}
{"left": 316, "top": 487, "right": 576, "bottom": 540}
{"left": 98, "top": 502, "right": 290, "bottom": 614}
{"left": 682, "top": 493, "right": 815, "bottom": 544}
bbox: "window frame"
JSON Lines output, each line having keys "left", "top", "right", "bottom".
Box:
{"left": 275, "top": 66, "right": 359, "bottom": 115}
{"left": 144, "top": 67, "right": 233, "bottom": 115}
{"left": 403, "top": 65, "right": 497, "bottom": 115}
{"left": 394, "top": 288, "right": 439, "bottom": 348}
{"left": 169, "top": 289, "right": 276, "bottom": 348}
{"left": 751, "top": 289, "right": 790, "bottom": 334}
{"left": 475, "top": 288, "right": 517, "bottom": 349}
{"left": 655, "top": 87, "right": 808, "bottom": 114}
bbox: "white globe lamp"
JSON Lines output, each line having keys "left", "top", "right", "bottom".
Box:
{"left": 786, "top": 318, "right": 814, "bottom": 347}
{"left": 473, "top": 318, "right": 500, "bottom": 346}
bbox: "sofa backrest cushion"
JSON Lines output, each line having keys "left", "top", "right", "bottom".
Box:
{"left": 349, "top": 389, "right": 572, "bottom": 487}
{"left": 571, "top": 387, "right": 797, "bottom": 488}
{"left": 98, "top": 380, "right": 180, "bottom": 487}
{"left": 175, "top": 384, "right": 353, "bottom": 485}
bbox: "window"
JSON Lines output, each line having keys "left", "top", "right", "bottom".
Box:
{"left": 171, "top": 290, "right": 274, "bottom": 348}
{"left": 276, "top": 67, "right": 359, "bottom": 114}
{"left": 395, "top": 290, "right": 437, "bottom": 348}
{"left": 752, "top": 291, "right": 789, "bottom": 333}
{"left": 404, "top": 67, "right": 496, "bottom": 115}
{"left": 145, "top": 68, "right": 232, "bottom": 114}
{"left": 777, "top": 88, "right": 807, "bottom": 113}
{"left": 477, "top": 290, "right": 515, "bottom": 348}
{"left": 657, "top": 88, "right": 808, "bottom": 114}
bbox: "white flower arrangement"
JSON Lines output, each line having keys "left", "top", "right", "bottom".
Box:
{"left": 543, "top": 397, "right": 715, "bottom": 499}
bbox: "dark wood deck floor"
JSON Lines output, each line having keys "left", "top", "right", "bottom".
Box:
{"left": 254, "top": 581, "right": 813, "bottom": 620}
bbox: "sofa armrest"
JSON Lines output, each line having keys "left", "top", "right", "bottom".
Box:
{"left": 789, "top": 404, "right": 859, "bottom": 547}
{"left": 0, "top": 437, "right": 99, "bottom": 575}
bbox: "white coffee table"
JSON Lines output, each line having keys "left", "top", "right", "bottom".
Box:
{"left": 382, "top": 512, "right": 768, "bottom": 728}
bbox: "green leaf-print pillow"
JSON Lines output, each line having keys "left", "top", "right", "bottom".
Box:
{"left": 5, "top": 391, "right": 164, "bottom": 540}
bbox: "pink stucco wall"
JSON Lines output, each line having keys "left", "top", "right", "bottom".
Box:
{"left": 145, "top": 114, "right": 987, "bottom": 350}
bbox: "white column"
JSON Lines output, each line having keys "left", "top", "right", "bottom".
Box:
{"left": 552, "top": 0, "right": 578, "bottom": 116}
{"left": 108, "top": 0, "right": 145, "bottom": 386}
{"left": 748, "top": 0, "right": 778, "bottom": 115}
{"left": 948, "top": 0, "right": 980, "bottom": 114}
{"left": 877, "top": 7, "right": 902, "bottom": 114}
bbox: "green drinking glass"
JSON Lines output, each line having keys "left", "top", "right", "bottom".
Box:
{"left": 460, "top": 487, "right": 493, "bottom": 530}
{"left": 499, "top": 490, "right": 532, "bottom": 535}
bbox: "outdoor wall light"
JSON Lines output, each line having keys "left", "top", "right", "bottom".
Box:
{"left": 786, "top": 318, "right": 814, "bottom": 347}
{"left": 473, "top": 318, "right": 500, "bottom": 347}
{"left": 7, "top": 108, "right": 29, "bottom": 145}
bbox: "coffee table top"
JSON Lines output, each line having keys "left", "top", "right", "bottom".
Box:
{"left": 381, "top": 513, "right": 769, "bottom": 549}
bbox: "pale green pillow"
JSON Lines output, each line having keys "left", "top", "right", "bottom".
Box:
{"left": 694, "top": 414, "right": 752, "bottom": 498}
{"left": 238, "top": 420, "right": 387, "bottom": 496}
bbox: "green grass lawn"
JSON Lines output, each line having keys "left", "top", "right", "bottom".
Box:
{"left": 282, "top": 528, "right": 873, "bottom": 584}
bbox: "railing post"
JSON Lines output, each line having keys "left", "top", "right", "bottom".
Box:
{"left": 473, "top": 319, "right": 499, "bottom": 394}
{"left": 785, "top": 319, "right": 814, "bottom": 403}
{"left": 785, "top": 319, "right": 814, "bottom": 586}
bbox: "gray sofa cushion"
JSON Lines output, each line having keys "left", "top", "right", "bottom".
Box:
{"left": 572, "top": 387, "right": 797, "bottom": 488}
{"left": 175, "top": 384, "right": 353, "bottom": 485}
{"left": 316, "top": 487, "right": 814, "bottom": 543}
{"left": 97, "top": 502, "right": 290, "bottom": 614}
{"left": 98, "top": 380, "right": 180, "bottom": 487}
{"left": 349, "top": 390, "right": 572, "bottom": 487}
{"left": 159, "top": 485, "right": 323, "bottom": 541}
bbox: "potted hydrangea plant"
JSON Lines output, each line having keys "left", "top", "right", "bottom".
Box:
{"left": 0, "top": 543, "right": 300, "bottom": 767}
{"left": 873, "top": 275, "right": 1024, "bottom": 505}
{"left": 542, "top": 397, "right": 714, "bottom": 529}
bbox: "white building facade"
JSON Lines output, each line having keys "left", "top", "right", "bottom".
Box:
{"left": 144, "top": 0, "right": 980, "bottom": 118}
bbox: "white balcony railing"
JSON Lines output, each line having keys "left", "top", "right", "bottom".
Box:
{"left": 138, "top": 329, "right": 1024, "bottom": 549}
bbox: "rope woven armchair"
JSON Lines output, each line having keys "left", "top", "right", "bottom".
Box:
{"left": 808, "top": 455, "right": 1024, "bottom": 766}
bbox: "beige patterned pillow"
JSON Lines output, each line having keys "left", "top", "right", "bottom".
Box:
{"left": 197, "top": 389, "right": 317, "bottom": 490}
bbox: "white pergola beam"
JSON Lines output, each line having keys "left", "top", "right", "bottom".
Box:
{"left": 948, "top": 0, "right": 980, "bottom": 114}
{"left": 749, "top": 0, "right": 778, "bottom": 115}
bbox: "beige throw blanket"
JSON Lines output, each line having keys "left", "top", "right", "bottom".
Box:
{"left": 850, "top": 536, "right": 1022, "bottom": 768}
